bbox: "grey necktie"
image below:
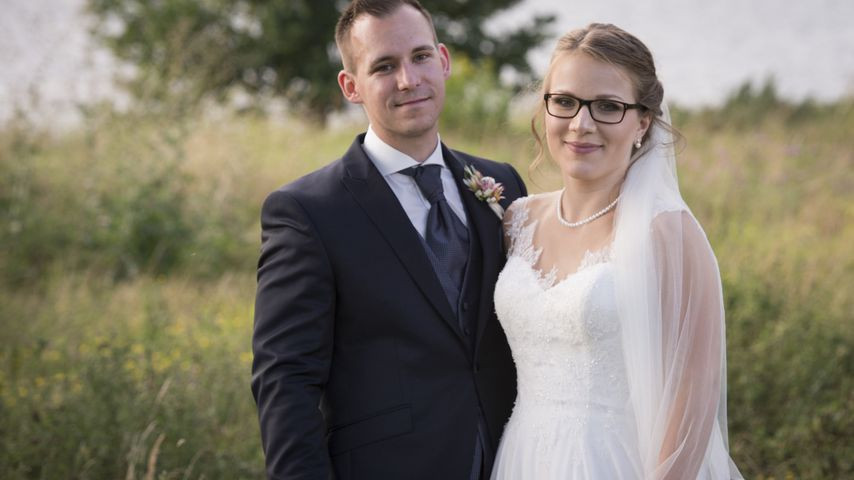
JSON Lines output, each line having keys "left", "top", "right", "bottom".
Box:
{"left": 400, "top": 164, "right": 469, "bottom": 295}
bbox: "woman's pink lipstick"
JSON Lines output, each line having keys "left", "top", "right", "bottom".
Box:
{"left": 566, "top": 141, "right": 601, "bottom": 154}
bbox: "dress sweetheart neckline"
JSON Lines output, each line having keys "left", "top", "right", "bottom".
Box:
{"left": 511, "top": 250, "right": 612, "bottom": 292}
{"left": 505, "top": 195, "right": 614, "bottom": 291}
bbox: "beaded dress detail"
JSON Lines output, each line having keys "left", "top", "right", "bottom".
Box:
{"left": 491, "top": 195, "right": 642, "bottom": 479}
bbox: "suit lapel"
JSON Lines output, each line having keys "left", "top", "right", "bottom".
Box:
{"left": 443, "top": 147, "right": 504, "bottom": 351}
{"left": 340, "top": 136, "right": 460, "bottom": 335}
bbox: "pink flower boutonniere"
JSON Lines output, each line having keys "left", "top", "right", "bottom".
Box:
{"left": 463, "top": 165, "right": 505, "bottom": 219}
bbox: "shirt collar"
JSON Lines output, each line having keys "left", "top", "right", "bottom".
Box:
{"left": 363, "top": 125, "right": 445, "bottom": 177}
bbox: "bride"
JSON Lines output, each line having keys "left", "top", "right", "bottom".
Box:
{"left": 491, "top": 24, "right": 742, "bottom": 479}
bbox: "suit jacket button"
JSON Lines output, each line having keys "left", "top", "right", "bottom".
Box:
{"left": 462, "top": 302, "right": 469, "bottom": 312}
{"left": 463, "top": 326, "right": 471, "bottom": 336}
{"left": 474, "top": 362, "right": 480, "bottom": 373}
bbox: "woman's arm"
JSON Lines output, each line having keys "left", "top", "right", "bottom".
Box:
{"left": 652, "top": 211, "right": 724, "bottom": 480}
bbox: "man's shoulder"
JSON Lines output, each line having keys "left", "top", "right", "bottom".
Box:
{"left": 276, "top": 159, "right": 344, "bottom": 196}
{"left": 267, "top": 134, "right": 367, "bottom": 203}
{"left": 446, "top": 147, "right": 515, "bottom": 180}
{"left": 260, "top": 135, "right": 367, "bottom": 219}
{"left": 447, "top": 147, "right": 497, "bottom": 167}
{"left": 261, "top": 161, "right": 337, "bottom": 215}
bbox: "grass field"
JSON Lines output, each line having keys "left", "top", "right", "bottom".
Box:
{"left": 0, "top": 90, "right": 851, "bottom": 478}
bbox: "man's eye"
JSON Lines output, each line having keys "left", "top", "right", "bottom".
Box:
{"left": 414, "top": 53, "right": 431, "bottom": 62}
{"left": 373, "top": 64, "right": 393, "bottom": 74}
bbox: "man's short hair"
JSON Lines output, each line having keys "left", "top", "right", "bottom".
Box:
{"left": 335, "top": 0, "right": 438, "bottom": 73}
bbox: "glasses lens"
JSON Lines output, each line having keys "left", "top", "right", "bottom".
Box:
{"left": 547, "top": 95, "right": 627, "bottom": 123}
{"left": 590, "top": 100, "right": 625, "bottom": 123}
{"left": 547, "top": 95, "right": 579, "bottom": 117}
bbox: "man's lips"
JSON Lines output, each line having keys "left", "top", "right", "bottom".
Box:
{"left": 565, "top": 141, "right": 602, "bottom": 154}
{"left": 395, "top": 96, "right": 430, "bottom": 107}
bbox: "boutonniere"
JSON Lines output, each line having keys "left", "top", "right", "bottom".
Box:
{"left": 463, "top": 165, "right": 505, "bottom": 219}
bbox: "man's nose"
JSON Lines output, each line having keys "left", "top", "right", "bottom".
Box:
{"left": 397, "top": 63, "right": 420, "bottom": 90}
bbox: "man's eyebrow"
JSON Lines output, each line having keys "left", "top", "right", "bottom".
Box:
{"left": 411, "top": 44, "right": 436, "bottom": 54}
{"left": 368, "top": 55, "right": 395, "bottom": 70}
{"left": 368, "top": 45, "right": 436, "bottom": 70}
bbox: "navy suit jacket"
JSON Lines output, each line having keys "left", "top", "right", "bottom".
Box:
{"left": 251, "top": 134, "right": 526, "bottom": 479}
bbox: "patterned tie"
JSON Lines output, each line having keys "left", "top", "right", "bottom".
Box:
{"left": 401, "top": 164, "right": 469, "bottom": 296}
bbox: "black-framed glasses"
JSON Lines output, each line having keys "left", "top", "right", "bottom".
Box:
{"left": 543, "top": 93, "right": 645, "bottom": 124}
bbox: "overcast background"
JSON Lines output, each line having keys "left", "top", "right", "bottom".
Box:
{"left": 3, "top": 0, "right": 853, "bottom": 127}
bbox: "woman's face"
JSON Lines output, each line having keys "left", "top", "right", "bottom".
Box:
{"left": 544, "top": 52, "right": 650, "bottom": 186}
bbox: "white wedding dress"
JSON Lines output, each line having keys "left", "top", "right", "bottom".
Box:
{"left": 491, "top": 195, "right": 643, "bottom": 479}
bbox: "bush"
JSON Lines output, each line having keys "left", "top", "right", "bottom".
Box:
{"left": 0, "top": 88, "right": 851, "bottom": 478}
{"left": 441, "top": 54, "right": 514, "bottom": 137}
{"left": 0, "top": 107, "right": 262, "bottom": 286}
{"left": 0, "top": 275, "right": 262, "bottom": 479}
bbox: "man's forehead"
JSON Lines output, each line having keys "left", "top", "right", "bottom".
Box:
{"left": 362, "top": 43, "right": 436, "bottom": 64}
{"left": 349, "top": 14, "right": 436, "bottom": 65}
{"left": 349, "top": 6, "right": 434, "bottom": 45}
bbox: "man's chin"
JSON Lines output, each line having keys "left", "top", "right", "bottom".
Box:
{"left": 394, "top": 117, "right": 438, "bottom": 138}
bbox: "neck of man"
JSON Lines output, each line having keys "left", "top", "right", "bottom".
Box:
{"left": 374, "top": 127, "right": 440, "bottom": 163}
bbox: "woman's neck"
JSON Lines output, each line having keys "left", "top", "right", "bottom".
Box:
{"left": 559, "top": 177, "right": 623, "bottom": 223}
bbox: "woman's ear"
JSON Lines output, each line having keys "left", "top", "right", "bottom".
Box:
{"left": 637, "top": 112, "right": 652, "bottom": 140}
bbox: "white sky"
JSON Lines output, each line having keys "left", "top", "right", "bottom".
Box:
{"left": 493, "top": 0, "right": 854, "bottom": 106}
{"left": 2, "top": 0, "right": 853, "bottom": 126}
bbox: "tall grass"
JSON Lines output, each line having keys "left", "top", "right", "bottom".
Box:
{"left": 0, "top": 86, "right": 851, "bottom": 478}
{"left": 674, "top": 99, "right": 853, "bottom": 478}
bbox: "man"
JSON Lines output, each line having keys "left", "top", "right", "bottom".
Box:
{"left": 251, "top": 1, "right": 526, "bottom": 478}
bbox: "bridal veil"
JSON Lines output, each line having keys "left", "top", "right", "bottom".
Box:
{"left": 612, "top": 104, "right": 743, "bottom": 479}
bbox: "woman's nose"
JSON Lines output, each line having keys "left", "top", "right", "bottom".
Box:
{"left": 569, "top": 104, "right": 596, "bottom": 132}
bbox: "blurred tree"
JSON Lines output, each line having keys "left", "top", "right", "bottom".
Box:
{"left": 87, "top": 0, "right": 554, "bottom": 123}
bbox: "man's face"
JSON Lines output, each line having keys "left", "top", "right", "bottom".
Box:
{"left": 338, "top": 5, "right": 450, "bottom": 151}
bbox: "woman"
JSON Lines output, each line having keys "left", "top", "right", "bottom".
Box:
{"left": 491, "top": 24, "right": 742, "bottom": 479}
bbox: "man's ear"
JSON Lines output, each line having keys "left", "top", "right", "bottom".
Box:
{"left": 338, "top": 70, "right": 362, "bottom": 104}
{"left": 438, "top": 43, "right": 451, "bottom": 80}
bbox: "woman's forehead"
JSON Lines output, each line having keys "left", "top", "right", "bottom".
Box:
{"left": 546, "top": 52, "right": 637, "bottom": 99}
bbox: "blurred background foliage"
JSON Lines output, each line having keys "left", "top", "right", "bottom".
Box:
{"left": 0, "top": 1, "right": 852, "bottom": 478}
{"left": 1, "top": 59, "right": 851, "bottom": 478}
{"left": 86, "top": 0, "right": 554, "bottom": 123}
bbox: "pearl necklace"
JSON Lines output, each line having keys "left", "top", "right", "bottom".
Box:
{"left": 555, "top": 189, "right": 620, "bottom": 228}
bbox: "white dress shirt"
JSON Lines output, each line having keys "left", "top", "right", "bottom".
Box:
{"left": 362, "top": 126, "right": 468, "bottom": 238}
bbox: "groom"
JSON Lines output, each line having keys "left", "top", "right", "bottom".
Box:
{"left": 251, "top": 1, "right": 526, "bottom": 478}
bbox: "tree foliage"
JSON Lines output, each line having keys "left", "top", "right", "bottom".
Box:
{"left": 87, "top": 0, "right": 555, "bottom": 122}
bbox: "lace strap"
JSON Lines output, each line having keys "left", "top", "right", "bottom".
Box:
{"left": 503, "top": 196, "right": 541, "bottom": 266}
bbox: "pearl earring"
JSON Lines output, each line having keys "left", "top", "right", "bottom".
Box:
{"left": 634, "top": 138, "right": 642, "bottom": 149}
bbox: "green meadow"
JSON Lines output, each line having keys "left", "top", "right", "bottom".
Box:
{"left": 0, "top": 82, "right": 851, "bottom": 478}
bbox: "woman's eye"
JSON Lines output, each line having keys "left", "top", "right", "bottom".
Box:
{"left": 596, "top": 101, "right": 622, "bottom": 112}
{"left": 554, "top": 96, "right": 577, "bottom": 108}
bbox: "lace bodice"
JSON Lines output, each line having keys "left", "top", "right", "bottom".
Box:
{"left": 495, "top": 195, "right": 630, "bottom": 416}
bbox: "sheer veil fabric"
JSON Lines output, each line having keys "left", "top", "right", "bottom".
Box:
{"left": 613, "top": 104, "right": 742, "bottom": 479}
